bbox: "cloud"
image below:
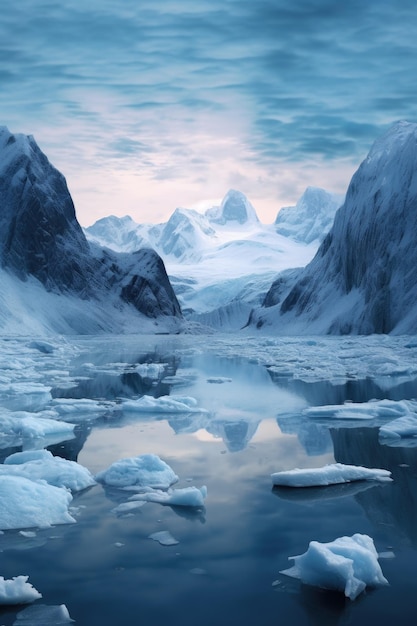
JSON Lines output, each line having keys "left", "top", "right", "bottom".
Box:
{"left": 1, "top": 0, "right": 417, "bottom": 224}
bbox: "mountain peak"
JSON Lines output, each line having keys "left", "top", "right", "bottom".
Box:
{"left": 206, "top": 190, "right": 259, "bottom": 225}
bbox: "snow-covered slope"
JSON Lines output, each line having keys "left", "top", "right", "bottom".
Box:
{"left": 252, "top": 121, "right": 417, "bottom": 335}
{"left": 0, "top": 127, "right": 182, "bottom": 334}
{"left": 275, "top": 187, "right": 343, "bottom": 244}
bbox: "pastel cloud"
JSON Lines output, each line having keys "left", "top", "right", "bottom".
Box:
{"left": 1, "top": 0, "right": 416, "bottom": 224}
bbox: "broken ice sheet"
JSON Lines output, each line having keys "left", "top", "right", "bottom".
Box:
{"left": 148, "top": 530, "right": 179, "bottom": 546}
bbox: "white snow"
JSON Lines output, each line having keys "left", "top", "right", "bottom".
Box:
{"left": 0, "top": 576, "right": 42, "bottom": 605}
{"left": 0, "top": 475, "right": 75, "bottom": 530}
{"left": 271, "top": 463, "right": 392, "bottom": 487}
{"left": 280, "top": 533, "right": 389, "bottom": 600}
{"left": 95, "top": 454, "right": 179, "bottom": 489}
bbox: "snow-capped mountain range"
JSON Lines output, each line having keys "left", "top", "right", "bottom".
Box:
{"left": 0, "top": 127, "right": 182, "bottom": 334}
{"left": 251, "top": 120, "right": 417, "bottom": 334}
{"left": 85, "top": 188, "right": 341, "bottom": 330}
{"left": 3, "top": 120, "right": 416, "bottom": 336}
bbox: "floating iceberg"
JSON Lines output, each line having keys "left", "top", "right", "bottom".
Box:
{"left": 379, "top": 414, "right": 417, "bottom": 445}
{"left": 127, "top": 485, "right": 207, "bottom": 507}
{"left": 0, "top": 575, "right": 42, "bottom": 605}
{"left": 0, "top": 475, "right": 75, "bottom": 530}
{"left": 271, "top": 463, "right": 392, "bottom": 487}
{"left": 122, "top": 395, "right": 206, "bottom": 414}
{"left": 280, "top": 533, "right": 389, "bottom": 600}
{"left": 2, "top": 450, "right": 96, "bottom": 492}
{"left": 96, "top": 453, "right": 179, "bottom": 489}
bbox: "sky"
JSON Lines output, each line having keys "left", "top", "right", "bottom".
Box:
{"left": 1, "top": 0, "right": 417, "bottom": 226}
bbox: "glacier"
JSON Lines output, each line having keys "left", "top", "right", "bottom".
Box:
{"left": 86, "top": 188, "right": 331, "bottom": 331}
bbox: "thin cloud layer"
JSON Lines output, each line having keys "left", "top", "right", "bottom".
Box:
{"left": 1, "top": 0, "right": 416, "bottom": 224}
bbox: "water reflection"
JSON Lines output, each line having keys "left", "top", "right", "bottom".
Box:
{"left": 332, "top": 427, "right": 417, "bottom": 549}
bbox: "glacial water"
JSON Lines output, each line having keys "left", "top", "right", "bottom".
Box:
{"left": 1, "top": 335, "right": 417, "bottom": 625}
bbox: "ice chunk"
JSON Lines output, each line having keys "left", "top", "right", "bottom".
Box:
{"left": 0, "top": 575, "right": 42, "bottom": 605}
{"left": 51, "top": 398, "right": 116, "bottom": 421}
{"left": 280, "top": 533, "right": 389, "bottom": 600}
{"left": 122, "top": 394, "right": 206, "bottom": 414}
{"left": 303, "top": 399, "right": 410, "bottom": 420}
{"left": 379, "top": 414, "right": 417, "bottom": 445}
{"left": 128, "top": 485, "right": 207, "bottom": 507}
{"left": 2, "top": 450, "right": 96, "bottom": 492}
{"left": 14, "top": 603, "right": 74, "bottom": 624}
{"left": 0, "top": 475, "right": 75, "bottom": 530}
{"left": 0, "top": 411, "right": 75, "bottom": 446}
{"left": 148, "top": 530, "right": 179, "bottom": 546}
{"left": 0, "top": 383, "right": 52, "bottom": 411}
{"left": 271, "top": 463, "right": 392, "bottom": 487}
{"left": 96, "top": 453, "right": 179, "bottom": 489}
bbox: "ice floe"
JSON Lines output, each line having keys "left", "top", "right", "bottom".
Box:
{"left": 96, "top": 453, "right": 179, "bottom": 489}
{"left": 280, "top": 533, "right": 389, "bottom": 600}
{"left": 0, "top": 575, "right": 42, "bottom": 605}
{"left": 0, "top": 475, "right": 75, "bottom": 530}
{"left": 271, "top": 463, "right": 392, "bottom": 487}
{"left": 2, "top": 450, "right": 96, "bottom": 492}
{"left": 127, "top": 485, "right": 207, "bottom": 507}
{"left": 379, "top": 414, "right": 417, "bottom": 446}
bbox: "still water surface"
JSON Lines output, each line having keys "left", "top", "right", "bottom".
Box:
{"left": 1, "top": 336, "right": 417, "bottom": 625}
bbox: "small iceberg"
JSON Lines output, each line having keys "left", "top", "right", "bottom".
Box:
{"left": 96, "top": 453, "right": 179, "bottom": 489}
{"left": 2, "top": 450, "right": 96, "bottom": 492}
{"left": 379, "top": 415, "right": 417, "bottom": 446}
{"left": 271, "top": 463, "right": 392, "bottom": 487}
{"left": 0, "top": 475, "right": 75, "bottom": 530}
{"left": 127, "top": 485, "right": 207, "bottom": 508}
{"left": 280, "top": 533, "right": 389, "bottom": 600}
{"left": 0, "top": 575, "right": 42, "bottom": 605}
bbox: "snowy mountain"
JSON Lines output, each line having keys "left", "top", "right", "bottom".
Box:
{"left": 0, "top": 127, "right": 182, "bottom": 334}
{"left": 275, "top": 186, "right": 343, "bottom": 244}
{"left": 85, "top": 190, "right": 321, "bottom": 330}
{"left": 157, "top": 208, "right": 216, "bottom": 261}
{"left": 251, "top": 121, "right": 417, "bottom": 335}
{"left": 205, "top": 189, "right": 259, "bottom": 226}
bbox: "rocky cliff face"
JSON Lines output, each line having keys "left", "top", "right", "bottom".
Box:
{"left": 0, "top": 127, "right": 182, "bottom": 330}
{"left": 253, "top": 121, "right": 417, "bottom": 335}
